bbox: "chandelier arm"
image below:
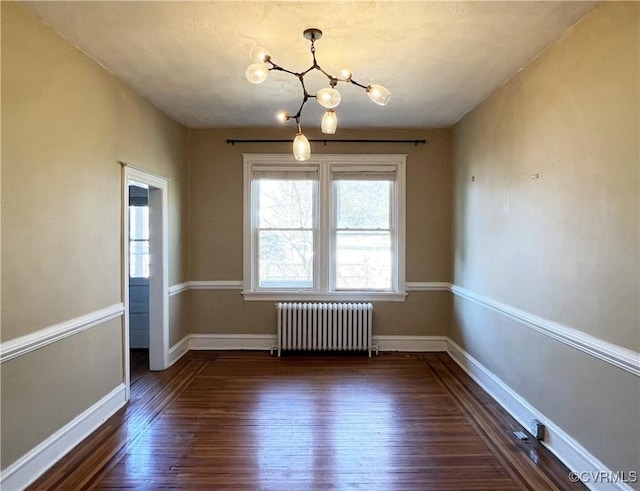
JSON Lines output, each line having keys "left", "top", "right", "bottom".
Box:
{"left": 300, "top": 65, "right": 318, "bottom": 77}
{"left": 315, "top": 65, "right": 339, "bottom": 87}
{"left": 310, "top": 39, "right": 319, "bottom": 67}
{"left": 297, "top": 74, "right": 312, "bottom": 103}
{"left": 348, "top": 78, "right": 370, "bottom": 90}
{"left": 269, "top": 64, "right": 300, "bottom": 78}
{"left": 293, "top": 96, "right": 309, "bottom": 121}
{"left": 308, "top": 35, "right": 336, "bottom": 84}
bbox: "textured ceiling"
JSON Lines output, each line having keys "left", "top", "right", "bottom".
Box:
{"left": 21, "top": 1, "right": 597, "bottom": 129}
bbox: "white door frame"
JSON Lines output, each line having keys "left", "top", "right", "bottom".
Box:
{"left": 122, "top": 164, "right": 169, "bottom": 400}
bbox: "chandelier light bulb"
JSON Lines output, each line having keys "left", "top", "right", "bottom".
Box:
{"left": 293, "top": 133, "right": 311, "bottom": 161}
{"left": 366, "top": 84, "right": 391, "bottom": 106}
{"left": 316, "top": 87, "right": 342, "bottom": 109}
{"left": 245, "top": 63, "right": 269, "bottom": 84}
{"left": 340, "top": 68, "right": 352, "bottom": 80}
{"left": 276, "top": 111, "right": 290, "bottom": 123}
{"left": 321, "top": 110, "right": 337, "bottom": 135}
{"left": 249, "top": 46, "right": 270, "bottom": 63}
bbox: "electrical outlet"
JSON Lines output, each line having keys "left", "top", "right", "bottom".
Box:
{"left": 530, "top": 419, "right": 545, "bottom": 441}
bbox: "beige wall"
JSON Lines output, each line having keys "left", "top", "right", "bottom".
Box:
{"left": 1, "top": 319, "right": 123, "bottom": 469}
{"left": 1, "top": 3, "right": 187, "bottom": 469}
{"left": 451, "top": 2, "right": 639, "bottom": 477}
{"left": 3, "top": 0, "right": 637, "bottom": 483}
{"left": 187, "top": 127, "right": 452, "bottom": 336}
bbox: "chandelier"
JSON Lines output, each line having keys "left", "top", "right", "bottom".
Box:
{"left": 245, "top": 28, "right": 391, "bottom": 161}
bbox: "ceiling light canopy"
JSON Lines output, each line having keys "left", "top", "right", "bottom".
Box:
{"left": 245, "top": 28, "right": 390, "bottom": 161}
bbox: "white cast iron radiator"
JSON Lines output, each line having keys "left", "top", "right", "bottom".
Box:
{"left": 276, "top": 302, "right": 374, "bottom": 357}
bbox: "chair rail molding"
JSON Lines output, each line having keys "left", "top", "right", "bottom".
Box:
{"left": 451, "top": 285, "right": 640, "bottom": 377}
{"left": 172, "top": 280, "right": 451, "bottom": 295}
{"left": 188, "top": 280, "right": 244, "bottom": 290}
{"left": 168, "top": 282, "right": 190, "bottom": 296}
{"left": 0, "top": 303, "right": 125, "bottom": 363}
{"left": 406, "top": 282, "right": 452, "bottom": 292}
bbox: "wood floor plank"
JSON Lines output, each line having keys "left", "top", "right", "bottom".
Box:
{"left": 28, "top": 351, "right": 585, "bottom": 490}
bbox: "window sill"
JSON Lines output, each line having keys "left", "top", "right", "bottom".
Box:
{"left": 241, "top": 290, "right": 408, "bottom": 302}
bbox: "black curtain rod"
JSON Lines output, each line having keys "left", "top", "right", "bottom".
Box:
{"left": 226, "top": 138, "right": 427, "bottom": 147}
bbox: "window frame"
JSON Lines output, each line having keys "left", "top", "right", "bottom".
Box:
{"left": 254, "top": 167, "right": 319, "bottom": 291}
{"left": 243, "top": 154, "right": 406, "bottom": 302}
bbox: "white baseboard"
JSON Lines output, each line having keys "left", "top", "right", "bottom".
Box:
{"left": 374, "top": 335, "right": 448, "bottom": 352}
{"left": 189, "top": 334, "right": 277, "bottom": 351}
{"left": 168, "top": 335, "right": 191, "bottom": 366}
{"left": 0, "top": 384, "right": 126, "bottom": 491}
{"left": 183, "top": 334, "right": 449, "bottom": 354}
{"left": 445, "top": 340, "right": 632, "bottom": 491}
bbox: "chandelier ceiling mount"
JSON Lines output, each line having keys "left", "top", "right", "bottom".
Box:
{"left": 302, "top": 27, "right": 323, "bottom": 42}
{"left": 245, "top": 28, "right": 391, "bottom": 161}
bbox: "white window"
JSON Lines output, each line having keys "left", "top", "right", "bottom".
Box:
{"left": 129, "top": 184, "right": 150, "bottom": 278}
{"left": 243, "top": 154, "right": 406, "bottom": 301}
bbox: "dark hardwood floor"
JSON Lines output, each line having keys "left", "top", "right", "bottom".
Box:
{"left": 29, "top": 351, "right": 584, "bottom": 490}
{"left": 129, "top": 348, "right": 149, "bottom": 385}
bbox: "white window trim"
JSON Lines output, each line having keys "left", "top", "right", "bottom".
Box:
{"left": 242, "top": 153, "right": 407, "bottom": 302}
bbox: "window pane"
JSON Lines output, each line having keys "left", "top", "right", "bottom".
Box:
{"left": 258, "top": 179, "right": 314, "bottom": 229}
{"left": 129, "top": 206, "right": 149, "bottom": 240}
{"left": 335, "top": 231, "right": 391, "bottom": 289}
{"left": 336, "top": 180, "right": 390, "bottom": 229}
{"left": 130, "top": 240, "right": 150, "bottom": 278}
{"left": 259, "top": 230, "right": 313, "bottom": 288}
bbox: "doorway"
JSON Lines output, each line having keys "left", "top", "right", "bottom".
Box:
{"left": 129, "top": 184, "right": 150, "bottom": 384}
{"left": 122, "top": 165, "right": 169, "bottom": 400}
